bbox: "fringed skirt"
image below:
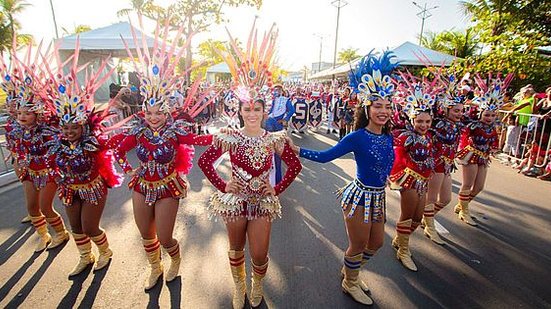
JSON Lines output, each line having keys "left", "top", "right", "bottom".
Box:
{"left": 389, "top": 167, "right": 429, "bottom": 195}
{"left": 434, "top": 156, "right": 457, "bottom": 175}
{"left": 208, "top": 193, "right": 281, "bottom": 222}
{"left": 19, "top": 167, "right": 55, "bottom": 190}
{"left": 130, "top": 172, "right": 188, "bottom": 205}
{"left": 59, "top": 176, "right": 108, "bottom": 207}
{"left": 456, "top": 145, "right": 490, "bottom": 166}
{"left": 336, "top": 179, "right": 386, "bottom": 223}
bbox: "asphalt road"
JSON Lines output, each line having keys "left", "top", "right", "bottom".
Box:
{"left": 1, "top": 126, "right": 551, "bottom": 309}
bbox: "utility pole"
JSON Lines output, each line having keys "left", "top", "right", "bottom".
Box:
{"left": 313, "top": 33, "right": 326, "bottom": 72}
{"left": 412, "top": 2, "right": 438, "bottom": 45}
{"left": 49, "top": 0, "right": 60, "bottom": 39}
{"left": 331, "top": 0, "right": 348, "bottom": 69}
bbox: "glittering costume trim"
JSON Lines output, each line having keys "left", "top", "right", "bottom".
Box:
{"left": 208, "top": 192, "right": 281, "bottom": 222}
{"left": 439, "top": 156, "right": 456, "bottom": 175}
{"left": 389, "top": 167, "right": 428, "bottom": 195}
{"left": 455, "top": 145, "right": 490, "bottom": 166}
{"left": 60, "top": 175, "right": 107, "bottom": 206}
{"left": 19, "top": 168, "right": 52, "bottom": 190}
{"left": 336, "top": 179, "right": 386, "bottom": 223}
{"left": 129, "top": 171, "right": 187, "bottom": 205}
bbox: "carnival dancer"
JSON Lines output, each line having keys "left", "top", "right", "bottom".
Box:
{"left": 337, "top": 87, "right": 351, "bottom": 140}
{"left": 199, "top": 22, "right": 302, "bottom": 309}
{"left": 422, "top": 75, "right": 465, "bottom": 244}
{"left": 288, "top": 52, "right": 399, "bottom": 305}
{"left": 1, "top": 61, "right": 31, "bottom": 224}
{"left": 41, "top": 45, "right": 122, "bottom": 276}
{"left": 343, "top": 90, "right": 359, "bottom": 135}
{"left": 454, "top": 73, "right": 513, "bottom": 226}
{"left": 6, "top": 45, "right": 69, "bottom": 252}
{"left": 112, "top": 17, "right": 214, "bottom": 290}
{"left": 389, "top": 72, "right": 438, "bottom": 272}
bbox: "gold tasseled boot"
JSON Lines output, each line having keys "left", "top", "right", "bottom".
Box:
{"left": 249, "top": 259, "right": 268, "bottom": 308}
{"left": 422, "top": 204, "right": 445, "bottom": 245}
{"left": 46, "top": 216, "right": 69, "bottom": 250}
{"left": 90, "top": 231, "right": 113, "bottom": 271}
{"left": 341, "top": 253, "right": 373, "bottom": 305}
{"left": 69, "top": 233, "right": 95, "bottom": 277}
{"left": 164, "top": 242, "right": 181, "bottom": 282}
{"left": 457, "top": 191, "right": 477, "bottom": 226}
{"left": 143, "top": 238, "right": 163, "bottom": 291}
{"left": 30, "top": 215, "right": 51, "bottom": 252}
{"left": 340, "top": 248, "right": 374, "bottom": 293}
{"left": 229, "top": 250, "right": 247, "bottom": 309}
{"left": 395, "top": 219, "right": 417, "bottom": 271}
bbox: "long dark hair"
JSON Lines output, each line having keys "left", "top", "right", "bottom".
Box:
{"left": 238, "top": 98, "right": 266, "bottom": 128}
{"left": 353, "top": 102, "right": 392, "bottom": 134}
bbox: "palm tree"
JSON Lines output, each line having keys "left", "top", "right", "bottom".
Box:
{"left": 420, "top": 29, "right": 479, "bottom": 58}
{"left": 0, "top": 0, "right": 32, "bottom": 54}
{"left": 61, "top": 24, "right": 92, "bottom": 36}
{"left": 338, "top": 48, "right": 360, "bottom": 64}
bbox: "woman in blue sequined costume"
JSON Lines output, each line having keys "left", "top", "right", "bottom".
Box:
{"left": 289, "top": 52, "right": 398, "bottom": 306}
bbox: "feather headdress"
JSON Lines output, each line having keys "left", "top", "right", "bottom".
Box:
{"left": 39, "top": 39, "right": 114, "bottom": 126}
{"left": 121, "top": 15, "right": 190, "bottom": 113}
{"left": 472, "top": 73, "right": 513, "bottom": 112}
{"left": 395, "top": 71, "right": 440, "bottom": 120}
{"left": 218, "top": 20, "right": 278, "bottom": 106}
{"left": 348, "top": 50, "right": 399, "bottom": 106}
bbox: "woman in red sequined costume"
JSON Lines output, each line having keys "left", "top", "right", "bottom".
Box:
{"left": 199, "top": 22, "right": 302, "bottom": 309}
{"left": 1, "top": 67, "right": 31, "bottom": 224}
{"left": 3, "top": 48, "right": 69, "bottom": 253}
{"left": 41, "top": 49, "right": 122, "bottom": 277}
{"left": 422, "top": 75, "right": 465, "bottom": 245}
{"left": 389, "top": 73, "right": 438, "bottom": 272}
{"left": 454, "top": 74, "right": 513, "bottom": 226}
{"left": 111, "top": 16, "right": 214, "bottom": 291}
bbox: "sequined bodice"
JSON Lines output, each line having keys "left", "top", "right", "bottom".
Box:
{"left": 55, "top": 145, "right": 96, "bottom": 181}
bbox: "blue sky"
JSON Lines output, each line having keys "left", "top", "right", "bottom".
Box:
{"left": 20, "top": 0, "right": 470, "bottom": 71}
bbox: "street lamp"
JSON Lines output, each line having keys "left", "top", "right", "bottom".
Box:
{"left": 331, "top": 0, "right": 348, "bottom": 69}
{"left": 412, "top": 1, "right": 438, "bottom": 46}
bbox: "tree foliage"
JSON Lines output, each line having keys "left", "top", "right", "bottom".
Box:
{"left": 0, "top": 0, "right": 32, "bottom": 54}
{"left": 420, "top": 28, "right": 480, "bottom": 58}
{"left": 337, "top": 47, "right": 360, "bottom": 63}
{"left": 452, "top": 0, "right": 551, "bottom": 91}
{"left": 61, "top": 24, "right": 92, "bottom": 36}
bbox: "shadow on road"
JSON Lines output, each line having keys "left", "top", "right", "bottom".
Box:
{"left": 0, "top": 226, "right": 34, "bottom": 266}
{"left": 4, "top": 246, "right": 65, "bottom": 307}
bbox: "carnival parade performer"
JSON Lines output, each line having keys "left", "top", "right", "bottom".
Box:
{"left": 1, "top": 59, "right": 31, "bottom": 224}
{"left": 389, "top": 72, "right": 438, "bottom": 272}
{"left": 2, "top": 44, "right": 69, "bottom": 252}
{"left": 111, "top": 17, "right": 214, "bottom": 290}
{"left": 288, "top": 52, "right": 399, "bottom": 306}
{"left": 41, "top": 44, "right": 123, "bottom": 277}
{"left": 422, "top": 75, "right": 465, "bottom": 244}
{"left": 336, "top": 86, "right": 351, "bottom": 140}
{"left": 343, "top": 90, "right": 359, "bottom": 136}
{"left": 198, "top": 22, "right": 302, "bottom": 309}
{"left": 266, "top": 84, "right": 295, "bottom": 183}
{"left": 454, "top": 73, "right": 513, "bottom": 226}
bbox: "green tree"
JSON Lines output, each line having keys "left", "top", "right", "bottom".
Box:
{"left": 169, "top": 0, "right": 262, "bottom": 83}
{"left": 338, "top": 47, "right": 360, "bottom": 63}
{"left": 455, "top": 0, "right": 551, "bottom": 91}
{"left": 0, "top": 0, "right": 32, "bottom": 54}
{"left": 61, "top": 24, "right": 92, "bottom": 35}
{"left": 420, "top": 28, "right": 480, "bottom": 58}
{"left": 117, "top": 0, "right": 164, "bottom": 19}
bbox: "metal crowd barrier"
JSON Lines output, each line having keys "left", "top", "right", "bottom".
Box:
{"left": 498, "top": 111, "right": 551, "bottom": 169}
